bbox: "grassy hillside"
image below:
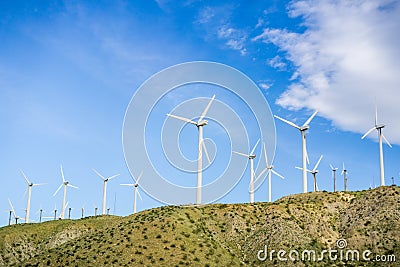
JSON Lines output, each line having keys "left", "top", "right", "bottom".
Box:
{"left": 0, "top": 186, "right": 399, "bottom": 266}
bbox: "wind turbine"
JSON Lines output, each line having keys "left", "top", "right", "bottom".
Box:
{"left": 53, "top": 203, "right": 57, "bottom": 220}
{"left": 233, "top": 139, "right": 261, "bottom": 203}
{"left": 296, "top": 155, "right": 323, "bottom": 192}
{"left": 121, "top": 171, "right": 143, "bottom": 214}
{"left": 341, "top": 163, "right": 348, "bottom": 191}
{"left": 6, "top": 210, "right": 12, "bottom": 226}
{"left": 36, "top": 206, "right": 44, "bottom": 223}
{"left": 361, "top": 106, "right": 392, "bottom": 186}
{"left": 274, "top": 110, "right": 318, "bottom": 193}
{"left": 254, "top": 142, "right": 284, "bottom": 202}
{"left": 68, "top": 206, "right": 73, "bottom": 220}
{"left": 21, "top": 170, "right": 45, "bottom": 223}
{"left": 53, "top": 165, "right": 78, "bottom": 219}
{"left": 166, "top": 95, "right": 215, "bottom": 204}
{"left": 330, "top": 164, "right": 338, "bottom": 192}
{"left": 93, "top": 169, "right": 120, "bottom": 215}
{"left": 8, "top": 199, "right": 25, "bottom": 224}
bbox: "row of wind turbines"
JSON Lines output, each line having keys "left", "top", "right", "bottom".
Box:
{"left": 166, "top": 95, "right": 394, "bottom": 204}
{"left": 6, "top": 96, "right": 395, "bottom": 225}
{"left": 7, "top": 166, "right": 144, "bottom": 225}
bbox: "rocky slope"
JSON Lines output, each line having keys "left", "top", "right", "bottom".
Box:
{"left": 0, "top": 186, "right": 399, "bottom": 266}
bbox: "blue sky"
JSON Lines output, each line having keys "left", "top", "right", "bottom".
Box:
{"left": 1, "top": 0, "right": 400, "bottom": 226}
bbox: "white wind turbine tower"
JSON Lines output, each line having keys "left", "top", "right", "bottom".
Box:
{"left": 296, "top": 155, "right": 323, "bottom": 192}
{"left": 53, "top": 165, "right": 78, "bottom": 219}
{"left": 342, "top": 163, "right": 348, "bottom": 192}
{"left": 254, "top": 142, "right": 284, "bottom": 202}
{"left": 361, "top": 106, "right": 392, "bottom": 186}
{"left": 121, "top": 171, "right": 143, "bottom": 214}
{"left": 21, "top": 170, "right": 45, "bottom": 223}
{"left": 93, "top": 169, "right": 120, "bottom": 215}
{"left": 233, "top": 139, "right": 260, "bottom": 203}
{"left": 330, "top": 164, "right": 338, "bottom": 192}
{"left": 274, "top": 111, "right": 318, "bottom": 193}
{"left": 166, "top": 95, "right": 215, "bottom": 204}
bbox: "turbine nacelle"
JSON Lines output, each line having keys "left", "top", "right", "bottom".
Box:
{"left": 249, "top": 154, "right": 256, "bottom": 159}
{"left": 375, "top": 124, "right": 385, "bottom": 129}
{"left": 300, "top": 125, "right": 310, "bottom": 131}
{"left": 197, "top": 120, "right": 208, "bottom": 127}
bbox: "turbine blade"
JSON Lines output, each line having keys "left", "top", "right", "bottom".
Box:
{"left": 274, "top": 115, "right": 301, "bottom": 129}
{"left": 20, "top": 170, "right": 31, "bottom": 185}
{"left": 136, "top": 188, "right": 143, "bottom": 200}
{"left": 316, "top": 180, "right": 319, "bottom": 192}
{"left": 329, "top": 164, "right": 334, "bottom": 170}
{"left": 250, "top": 139, "right": 260, "bottom": 155}
{"left": 166, "top": 114, "right": 197, "bottom": 125}
{"left": 271, "top": 169, "right": 284, "bottom": 179}
{"left": 296, "top": 166, "right": 312, "bottom": 172}
{"left": 60, "top": 165, "right": 65, "bottom": 183}
{"left": 303, "top": 110, "right": 318, "bottom": 127}
{"left": 375, "top": 104, "right": 378, "bottom": 126}
{"left": 202, "top": 140, "right": 211, "bottom": 164}
{"left": 361, "top": 127, "right": 376, "bottom": 139}
{"left": 67, "top": 184, "right": 79, "bottom": 189}
{"left": 255, "top": 168, "right": 269, "bottom": 182}
{"left": 305, "top": 145, "right": 310, "bottom": 165}
{"left": 136, "top": 171, "right": 144, "bottom": 184}
{"left": 263, "top": 142, "right": 269, "bottom": 167}
{"left": 32, "top": 183, "right": 46, "bottom": 186}
{"left": 107, "top": 174, "right": 120, "bottom": 180}
{"left": 198, "top": 95, "right": 215, "bottom": 122}
{"left": 92, "top": 168, "right": 106, "bottom": 180}
{"left": 23, "top": 188, "right": 28, "bottom": 199}
{"left": 313, "top": 155, "right": 323, "bottom": 172}
{"left": 382, "top": 134, "right": 392, "bottom": 148}
{"left": 53, "top": 184, "right": 63, "bottom": 196}
{"left": 232, "top": 151, "right": 250, "bottom": 158}
{"left": 8, "top": 199, "right": 16, "bottom": 216}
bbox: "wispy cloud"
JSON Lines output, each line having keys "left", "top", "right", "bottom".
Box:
{"left": 217, "top": 26, "right": 248, "bottom": 55}
{"left": 258, "top": 82, "right": 273, "bottom": 91}
{"left": 253, "top": 0, "right": 400, "bottom": 144}
{"left": 196, "top": 5, "right": 249, "bottom": 56}
{"left": 268, "top": 55, "right": 287, "bottom": 70}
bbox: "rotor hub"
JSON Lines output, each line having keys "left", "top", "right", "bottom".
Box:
{"left": 197, "top": 120, "right": 208, "bottom": 126}
{"left": 300, "top": 125, "right": 310, "bottom": 131}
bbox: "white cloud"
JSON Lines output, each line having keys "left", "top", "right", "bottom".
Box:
{"left": 196, "top": 5, "right": 248, "bottom": 56}
{"left": 253, "top": 0, "right": 400, "bottom": 144}
{"left": 217, "top": 26, "right": 248, "bottom": 55}
{"left": 268, "top": 55, "right": 287, "bottom": 70}
{"left": 259, "top": 82, "right": 272, "bottom": 90}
